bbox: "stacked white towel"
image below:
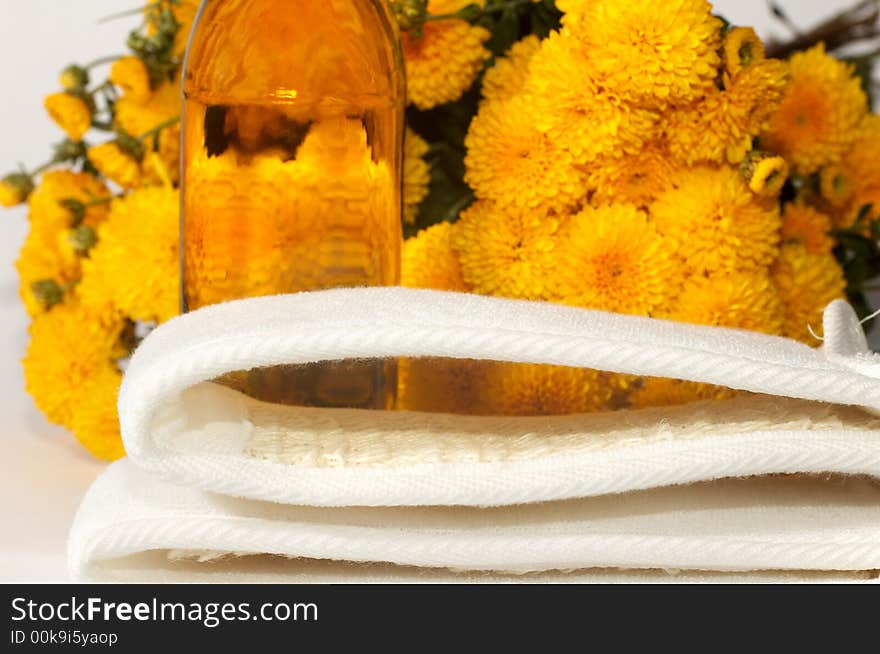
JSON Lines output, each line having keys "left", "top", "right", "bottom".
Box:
{"left": 68, "top": 288, "right": 880, "bottom": 582}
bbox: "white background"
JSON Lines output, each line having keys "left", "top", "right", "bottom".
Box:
{"left": 0, "top": 0, "right": 864, "bottom": 581}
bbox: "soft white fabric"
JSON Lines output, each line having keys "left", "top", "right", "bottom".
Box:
{"left": 70, "top": 460, "right": 880, "bottom": 582}
{"left": 117, "top": 288, "right": 880, "bottom": 506}
{"left": 69, "top": 288, "right": 880, "bottom": 581}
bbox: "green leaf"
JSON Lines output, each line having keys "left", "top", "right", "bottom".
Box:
{"left": 487, "top": 7, "right": 522, "bottom": 55}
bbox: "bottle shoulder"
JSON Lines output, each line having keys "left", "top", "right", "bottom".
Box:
{"left": 184, "top": 0, "right": 404, "bottom": 106}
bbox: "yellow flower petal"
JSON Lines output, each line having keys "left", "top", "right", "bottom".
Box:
{"left": 23, "top": 300, "right": 125, "bottom": 428}
{"left": 764, "top": 44, "right": 868, "bottom": 175}
{"left": 402, "top": 3, "right": 490, "bottom": 110}
{"left": 549, "top": 203, "right": 684, "bottom": 315}
{"left": 452, "top": 200, "right": 560, "bottom": 300}
{"left": 110, "top": 56, "right": 152, "bottom": 102}
{"left": 651, "top": 165, "right": 781, "bottom": 274}
{"left": 69, "top": 366, "right": 125, "bottom": 461}
{"left": 662, "top": 270, "right": 784, "bottom": 335}
{"left": 465, "top": 93, "right": 585, "bottom": 212}
{"left": 44, "top": 92, "right": 92, "bottom": 141}
{"left": 722, "top": 26, "right": 765, "bottom": 79}
{"left": 88, "top": 142, "right": 142, "bottom": 190}
{"left": 79, "top": 186, "right": 180, "bottom": 323}
{"left": 403, "top": 128, "right": 430, "bottom": 224}
{"left": 772, "top": 242, "right": 846, "bottom": 343}
{"left": 403, "top": 222, "right": 467, "bottom": 291}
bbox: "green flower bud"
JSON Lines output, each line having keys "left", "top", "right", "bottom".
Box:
{"left": 68, "top": 225, "right": 98, "bottom": 254}
{"left": 390, "top": 0, "right": 429, "bottom": 32}
{"left": 53, "top": 139, "right": 87, "bottom": 164}
{"left": 59, "top": 65, "right": 90, "bottom": 91}
{"left": 115, "top": 132, "right": 146, "bottom": 162}
{"left": 127, "top": 32, "right": 150, "bottom": 54}
{"left": 58, "top": 198, "right": 86, "bottom": 226}
{"left": 31, "top": 279, "right": 64, "bottom": 310}
{"left": 0, "top": 173, "right": 34, "bottom": 207}
{"left": 156, "top": 7, "right": 180, "bottom": 37}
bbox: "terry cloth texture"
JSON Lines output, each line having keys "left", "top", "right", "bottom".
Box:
{"left": 69, "top": 288, "right": 880, "bottom": 582}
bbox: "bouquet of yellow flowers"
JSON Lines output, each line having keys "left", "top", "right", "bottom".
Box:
{"left": 3, "top": 0, "right": 880, "bottom": 459}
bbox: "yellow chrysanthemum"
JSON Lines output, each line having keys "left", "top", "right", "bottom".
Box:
{"left": 557, "top": 0, "right": 590, "bottom": 24}
{"left": 0, "top": 172, "right": 34, "bottom": 207}
{"left": 662, "top": 270, "right": 784, "bottom": 335}
{"left": 79, "top": 186, "right": 180, "bottom": 323}
{"left": 481, "top": 35, "right": 541, "bottom": 102}
{"left": 452, "top": 200, "right": 560, "bottom": 300}
{"left": 44, "top": 92, "right": 92, "bottom": 141}
{"left": 651, "top": 165, "right": 781, "bottom": 274}
{"left": 87, "top": 142, "right": 142, "bottom": 190}
{"left": 0, "top": 181, "right": 22, "bottom": 207}
{"left": 401, "top": 1, "right": 491, "bottom": 110}
{"left": 588, "top": 141, "right": 679, "bottom": 206}
{"left": 822, "top": 115, "right": 880, "bottom": 225}
{"left": 22, "top": 300, "right": 125, "bottom": 429}
{"left": 110, "top": 56, "right": 152, "bottom": 102}
{"left": 141, "top": 150, "right": 176, "bottom": 188}
{"left": 843, "top": 115, "right": 880, "bottom": 189}
{"left": 397, "top": 357, "right": 488, "bottom": 415}
{"left": 741, "top": 152, "right": 789, "bottom": 197}
{"left": 402, "top": 222, "right": 467, "bottom": 291}
{"left": 628, "top": 378, "right": 736, "bottom": 409}
{"left": 21, "top": 171, "right": 109, "bottom": 313}
{"left": 115, "top": 79, "right": 181, "bottom": 183}
{"left": 548, "top": 203, "right": 683, "bottom": 315}
{"left": 465, "top": 94, "right": 585, "bottom": 212}
{"left": 69, "top": 366, "right": 125, "bottom": 461}
{"left": 844, "top": 188, "right": 880, "bottom": 230}
{"left": 27, "top": 170, "right": 110, "bottom": 237}
{"left": 772, "top": 243, "right": 846, "bottom": 343}
{"left": 15, "top": 228, "right": 79, "bottom": 317}
{"left": 526, "top": 32, "right": 657, "bottom": 165}
{"left": 819, "top": 165, "right": 854, "bottom": 210}
{"left": 723, "top": 27, "right": 765, "bottom": 79}
{"left": 565, "top": 0, "right": 723, "bottom": 108}
{"left": 403, "top": 128, "right": 430, "bottom": 224}
{"left": 780, "top": 202, "right": 833, "bottom": 255}
{"left": 481, "top": 363, "right": 613, "bottom": 416}
{"left": 666, "top": 59, "right": 789, "bottom": 165}
{"left": 763, "top": 44, "right": 868, "bottom": 175}
{"left": 0, "top": 173, "right": 33, "bottom": 207}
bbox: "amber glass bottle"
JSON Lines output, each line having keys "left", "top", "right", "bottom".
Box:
{"left": 181, "top": 0, "right": 405, "bottom": 408}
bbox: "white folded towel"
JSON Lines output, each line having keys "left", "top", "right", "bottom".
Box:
{"left": 69, "top": 288, "right": 880, "bottom": 582}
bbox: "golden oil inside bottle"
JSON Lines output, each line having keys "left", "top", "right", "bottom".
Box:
{"left": 181, "top": 0, "right": 404, "bottom": 408}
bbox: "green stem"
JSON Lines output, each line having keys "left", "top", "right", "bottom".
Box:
{"left": 98, "top": 4, "right": 155, "bottom": 24}
{"left": 83, "top": 195, "right": 115, "bottom": 208}
{"left": 425, "top": 141, "right": 461, "bottom": 159}
{"left": 84, "top": 55, "right": 125, "bottom": 69}
{"left": 29, "top": 160, "right": 55, "bottom": 177}
{"left": 138, "top": 115, "right": 181, "bottom": 140}
{"left": 442, "top": 191, "right": 475, "bottom": 223}
{"left": 99, "top": 0, "right": 180, "bottom": 24}
{"left": 87, "top": 80, "right": 114, "bottom": 96}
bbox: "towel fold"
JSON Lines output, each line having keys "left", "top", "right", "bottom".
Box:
{"left": 68, "top": 288, "right": 880, "bottom": 582}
